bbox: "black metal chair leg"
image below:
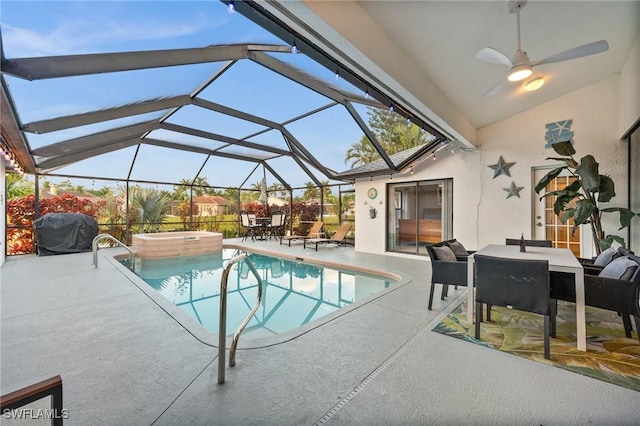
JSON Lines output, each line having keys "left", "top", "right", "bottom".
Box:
{"left": 622, "top": 314, "right": 632, "bottom": 338}
{"left": 475, "top": 302, "right": 483, "bottom": 339}
{"left": 428, "top": 282, "right": 436, "bottom": 310}
{"left": 441, "top": 284, "right": 449, "bottom": 300}
{"left": 634, "top": 316, "right": 640, "bottom": 343}
{"left": 486, "top": 304, "right": 491, "bottom": 322}
{"left": 550, "top": 299, "right": 557, "bottom": 338}
{"left": 544, "top": 315, "right": 551, "bottom": 359}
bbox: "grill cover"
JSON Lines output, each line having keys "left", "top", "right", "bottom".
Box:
{"left": 33, "top": 213, "right": 99, "bottom": 256}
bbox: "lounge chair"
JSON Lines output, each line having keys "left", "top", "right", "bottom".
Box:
{"left": 304, "top": 223, "right": 352, "bottom": 251}
{"left": 281, "top": 221, "right": 324, "bottom": 247}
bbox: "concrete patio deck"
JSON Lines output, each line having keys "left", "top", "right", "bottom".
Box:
{"left": 1, "top": 238, "right": 639, "bottom": 425}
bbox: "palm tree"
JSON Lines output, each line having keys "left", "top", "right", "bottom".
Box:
{"left": 192, "top": 177, "right": 211, "bottom": 196}
{"left": 249, "top": 181, "right": 263, "bottom": 202}
{"left": 302, "top": 181, "right": 319, "bottom": 201}
{"left": 344, "top": 107, "right": 437, "bottom": 168}
{"left": 129, "top": 187, "right": 171, "bottom": 233}
{"left": 320, "top": 180, "right": 332, "bottom": 199}
{"left": 268, "top": 182, "right": 287, "bottom": 199}
{"left": 173, "top": 178, "right": 192, "bottom": 201}
{"left": 344, "top": 138, "right": 381, "bottom": 168}
{"left": 6, "top": 174, "right": 33, "bottom": 199}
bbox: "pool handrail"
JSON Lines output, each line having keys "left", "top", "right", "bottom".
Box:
{"left": 92, "top": 234, "right": 136, "bottom": 272}
{"left": 0, "top": 375, "right": 64, "bottom": 426}
{"left": 218, "top": 253, "right": 263, "bottom": 384}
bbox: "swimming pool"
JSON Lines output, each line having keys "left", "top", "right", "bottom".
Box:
{"left": 130, "top": 249, "right": 396, "bottom": 340}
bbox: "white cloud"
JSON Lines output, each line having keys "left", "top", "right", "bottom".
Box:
{"left": 2, "top": 11, "right": 219, "bottom": 57}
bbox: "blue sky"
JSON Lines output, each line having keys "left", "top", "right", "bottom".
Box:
{"left": 1, "top": 1, "right": 371, "bottom": 189}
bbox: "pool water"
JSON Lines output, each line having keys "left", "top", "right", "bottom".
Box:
{"left": 129, "top": 249, "right": 394, "bottom": 339}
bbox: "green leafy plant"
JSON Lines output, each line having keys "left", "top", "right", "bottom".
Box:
{"left": 535, "top": 141, "right": 638, "bottom": 254}
{"left": 129, "top": 187, "right": 170, "bottom": 233}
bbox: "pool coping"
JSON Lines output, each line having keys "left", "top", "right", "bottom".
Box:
{"left": 107, "top": 242, "right": 412, "bottom": 350}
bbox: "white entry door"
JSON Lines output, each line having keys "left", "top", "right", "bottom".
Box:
{"left": 532, "top": 168, "right": 594, "bottom": 258}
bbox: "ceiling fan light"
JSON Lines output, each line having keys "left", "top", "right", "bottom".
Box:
{"left": 508, "top": 64, "right": 532, "bottom": 81}
{"left": 524, "top": 76, "right": 545, "bottom": 91}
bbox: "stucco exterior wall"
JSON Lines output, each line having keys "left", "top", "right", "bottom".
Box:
{"left": 477, "top": 75, "right": 625, "bottom": 252}
{"left": 355, "top": 74, "right": 630, "bottom": 257}
{"left": 619, "top": 32, "right": 640, "bottom": 137}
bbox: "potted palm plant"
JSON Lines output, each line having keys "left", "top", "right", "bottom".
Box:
{"left": 535, "top": 141, "right": 638, "bottom": 255}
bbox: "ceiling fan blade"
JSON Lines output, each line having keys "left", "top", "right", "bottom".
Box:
{"left": 534, "top": 40, "right": 609, "bottom": 66}
{"left": 476, "top": 47, "right": 513, "bottom": 66}
{"left": 483, "top": 80, "right": 507, "bottom": 98}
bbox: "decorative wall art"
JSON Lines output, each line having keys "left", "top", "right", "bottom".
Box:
{"left": 488, "top": 156, "right": 515, "bottom": 178}
{"left": 503, "top": 181, "right": 524, "bottom": 199}
{"left": 545, "top": 119, "right": 574, "bottom": 148}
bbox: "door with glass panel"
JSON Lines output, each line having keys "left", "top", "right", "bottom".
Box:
{"left": 533, "top": 169, "right": 593, "bottom": 258}
{"left": 387, "top": 179, "right": 452, "bottom": 255}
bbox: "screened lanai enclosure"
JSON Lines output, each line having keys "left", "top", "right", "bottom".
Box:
{"left": 1, "top": 1, "right": 452, "bottom": 255}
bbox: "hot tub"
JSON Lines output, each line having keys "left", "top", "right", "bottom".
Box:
{"left": 132, "top": 231, "right": 222, "bottom": 259}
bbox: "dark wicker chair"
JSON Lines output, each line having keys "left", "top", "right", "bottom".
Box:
{"left": 444, "top": 239, "right": 476, "bottom": 261}
{"left": 550, "top": 254, "right": 640, "bottom": 342}
{"left": 577, "top": 247, "right": 634, "bottom": 275}
{"left": 425, "top": 241, "right": 469, "bottom": 310}
{"left": 474, "top": 254, "right": 553, "bottom": 359}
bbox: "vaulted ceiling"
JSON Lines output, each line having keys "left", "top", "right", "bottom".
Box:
{"left": 263, "top": 1, "right": 640, "bottom": 142}
{"left": 2, "top": 1, "right": 638, "bottom": 188}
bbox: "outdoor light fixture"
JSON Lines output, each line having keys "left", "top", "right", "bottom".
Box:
{"left": 0, "top": 139, "right": 25, "bottom": 175}
{"left": 227, "top": 1, "right": 235, "bottom": 14}
{"left": 364, "top": 89, "right": 370, "bottom": 99}
{"left": 524, "top": 76, "right": 545, "bottom": 91}
{"left": 407, "top": 117, "right": 411, "bottom": 126}
{"left": 335, "top": 66, "right": 340, "bottom": 80}
{"left": 389, "top": 104, "right": 394, "bottom": 112}
{"left": 508, "top": 63, "right": 532, "bottom": 81}
{"left": 291, "top": 41, "right": 298, "bottom": 54}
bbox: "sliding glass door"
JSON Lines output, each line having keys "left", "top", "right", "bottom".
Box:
{"left": 387, "top": 179, "right": 453, "bottom": 255}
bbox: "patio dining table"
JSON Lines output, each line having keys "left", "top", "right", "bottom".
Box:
{"left": 253, "top": 217, "right": 272, "bottom": 240}
{"left": 466, "top": 244, "right": 586, "bottom": 351}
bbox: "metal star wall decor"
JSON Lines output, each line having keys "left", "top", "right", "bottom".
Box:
{"left": 504, "top": 181, "right": 524, "bottom": 199}
{"left": 488, "top": 156, "right": 515, "bottom": 178}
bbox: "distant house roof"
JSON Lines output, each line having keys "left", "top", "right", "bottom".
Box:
{"left": 193, "top": 195, "right": 229, "bottom": 205}
{"left": 39, "top": 189, "right": 104, "bottom": 204}
{"left": 268, "top": 196, "right": 286, "bottom": 206}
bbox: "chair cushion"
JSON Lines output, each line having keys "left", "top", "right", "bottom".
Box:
{"left": 598, "top": 256, "right": 639, "bottom": 280}
{"left": 446, "top": 240, "right": 468, "bottom": 257}
{"left": 593, "top": 247, "right": 619, "bottom": 266}
{"left": 433, "top": 245, "right": 457, "bottom": 262}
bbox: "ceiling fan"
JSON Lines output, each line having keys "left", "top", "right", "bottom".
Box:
{"left": 477, "top": 0, "right": 609, "bottom": 97}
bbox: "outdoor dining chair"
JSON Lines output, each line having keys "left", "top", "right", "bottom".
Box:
{"left": 474, "top": 254, "right": 553, "bottom": 359}
{"left": 265, "top": 212, "right": 285, "bottom": 240}
{"left": 240, "top": 212, "right": 259, "bottom": 241}
{"left": 550, "top": 254, "right": 640, "bottom": 342}
{"left": 425, "top": 241, "right": 468, "bottom": 310}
